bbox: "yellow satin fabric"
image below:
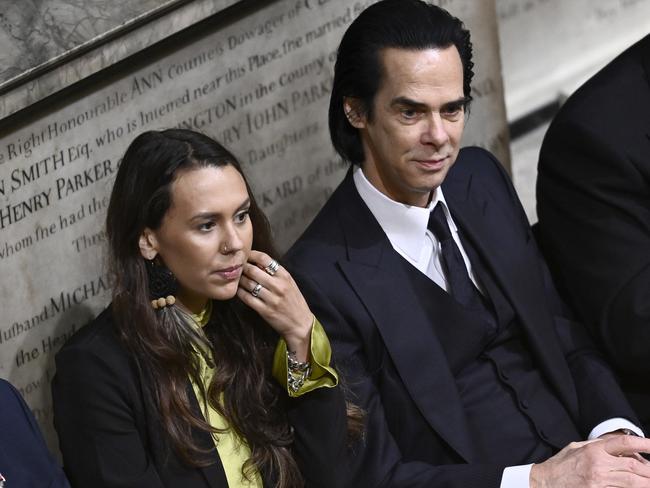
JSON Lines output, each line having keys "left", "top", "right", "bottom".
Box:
{"left": 188, "top": 304, "right": 337, "bottom": 487}
{"left": 272, "top": 318, "right": 339, "bottom": 397}
{"left": 189, "top": 303, "right": 263, "bottom": 488}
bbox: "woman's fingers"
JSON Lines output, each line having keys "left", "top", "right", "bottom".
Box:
{"left": 241, "top": 258, "right": 290, "bottom": 298}
{"left": 247, "top": 250, "right": 273, "bottom": 267}
{"left": 239, "top": 250, "right": 313, "bottom": 345}
{"left": 242, "top": 262, "right": 276, "bottom": 290}
{"left": 247, "top": 250, "right": 287, "bottom": 276}
{"left": 239, "top": 274, "right": 268, "bottom": 300}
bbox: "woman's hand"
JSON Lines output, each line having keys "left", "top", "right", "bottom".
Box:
{"left": 237, "top": 250, "right": 313, "bottom": 361}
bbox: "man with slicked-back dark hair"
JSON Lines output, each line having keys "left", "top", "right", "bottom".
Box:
{"left": 286, "top": 1, "right": 650, "bottom": 487}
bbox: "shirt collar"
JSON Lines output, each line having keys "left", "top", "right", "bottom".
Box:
{"left": 353, "top": 166, "right": 456, "bottom": 261}
{"left": 190, "top": 300, "right": 212, "bottom": 328}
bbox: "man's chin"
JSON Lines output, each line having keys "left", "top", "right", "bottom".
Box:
{"left": 413, "top": 173, "right": 449, "bottom": 193}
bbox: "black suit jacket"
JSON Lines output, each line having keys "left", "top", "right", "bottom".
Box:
{"left": 0, "top": 379, "right": 70, "bottom": 488}
{"left": 286, "top": 147, "right": 637, "bottom": 488}
{"left": 537, "top": 35, "right": 650, "bottom": 426}
{"left": 52, "top": 307, "right": 348, "bottom": 488}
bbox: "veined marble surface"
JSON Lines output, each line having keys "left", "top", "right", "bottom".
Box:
{"left": 0, "top": 0, "right": 242, "bottom": 119}
{"left": 0, "top": 0, "right": 176, "bottom": 87}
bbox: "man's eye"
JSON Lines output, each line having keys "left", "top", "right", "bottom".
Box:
{"left": 401, "top": 109, "right": 418, "bottom": 119}
{"left": 442, "top": 106, "right": 463, "bottom": 119}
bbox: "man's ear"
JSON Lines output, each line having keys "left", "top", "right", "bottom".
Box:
{"left": 343, "top": 97, "right": 367, "bottom": 129}
{"left": 138, "top": 228, "right": 159, "bottom": 260}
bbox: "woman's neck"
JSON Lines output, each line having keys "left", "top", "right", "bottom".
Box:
{"left": 176, "top": 292, "right": 209, "bottom": 316}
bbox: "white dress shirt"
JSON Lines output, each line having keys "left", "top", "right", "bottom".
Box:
{"left": 353, "top": 165, "right": 482, "bottom": 291}
{"left": 352, "top": 166, "right": 643, "bottom": 488}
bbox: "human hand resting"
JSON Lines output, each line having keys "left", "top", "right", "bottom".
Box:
{"left": 237, "top": 250, "right": 313, "bottom": 361}
{"left": 530, "top": 435, "right": 650, "bottom": 488}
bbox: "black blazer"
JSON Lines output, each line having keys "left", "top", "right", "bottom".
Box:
{"left": 285, "top": 147, "right": 637, "bottom": 488}
{"left": 0, "top": 379, "right": 70, "bottom": 488}
{"left": 52, "top": 307, "right": 348, "bottom": 488}
{"left": 537, "top": 35, "right": 650, "bottom": 426}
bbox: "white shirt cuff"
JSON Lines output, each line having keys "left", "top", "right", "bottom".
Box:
{"left": 500, "top": 464, "right": 533, "bottom": 488}
{"left": 498, "top": 420, "right": 643, "bottom": 488}
{"left": 588, "top": 417, "right": 644, "bottom": 439}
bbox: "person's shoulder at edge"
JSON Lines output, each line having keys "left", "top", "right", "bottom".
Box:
{"left": 0, "top": 377, "right": 16, "bottom": 396}
{"left": 0, "top": 378, "right": 49, "bottom": 440}
{"left": 0, "top": 378, "right": 71, "bottom": 487}
{"left": 0, "top": 377, "right": 31, "bottom": 412}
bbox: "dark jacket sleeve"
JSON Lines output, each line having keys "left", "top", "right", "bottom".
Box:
{"left": 538, "top": 116, "right": 650, "bottom": 378}
{"left": 476, "top": 147, "right": 640, "bottom": 436}
{"left": 52, "top": 335, "right": 165, "bottom": 488}
{"left": 0, "top": 379, "right": 70, "bottom": 488}
{"left": 535, "top": 227, "right": 642, "bottom": 433}
{"left": 288, "top": 270, "right": 505, "bottom": 488}
{"left": 287, "top": 384, "right": 350, "bottom": 488}
{"left": 481, "top": 148, "right": 641, "bottom": 433}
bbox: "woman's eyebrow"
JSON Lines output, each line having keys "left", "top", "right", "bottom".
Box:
{"left": 189, "top": 198, "right": 251, "bottom": 222}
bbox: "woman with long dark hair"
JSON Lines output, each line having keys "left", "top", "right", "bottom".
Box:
{"left": 52, "top": 129, "right": 353, "bottom": 488}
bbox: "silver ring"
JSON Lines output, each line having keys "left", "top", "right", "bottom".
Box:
{"left": 265, "top": 259, "right": 280, "bottom": 276}
{"left": 251, "top": 282, "right": 263, "bottom": 298}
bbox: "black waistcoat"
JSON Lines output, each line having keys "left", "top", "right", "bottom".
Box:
{"left": 396, "top": 229, "right": 581, "bottom": 465}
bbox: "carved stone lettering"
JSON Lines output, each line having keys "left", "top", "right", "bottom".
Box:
{"left": 0, "top": 0, "right": 507, "bottom": 453}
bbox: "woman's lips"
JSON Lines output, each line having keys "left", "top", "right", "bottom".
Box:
{"left": 214, "top": 264, "right": 243, "bottom": 280}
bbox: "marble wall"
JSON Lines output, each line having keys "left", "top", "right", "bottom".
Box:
{"left": 0, "top": 0, "right": 508, "bottom": 452}
{"left": 0, "top": 0, "right": 170, "bottom": 86}
{"left": 0, "top": 0, "right": 241, "bottom": 118}
{"left": 498, "top": 0, "right": 650, "bottom": 121}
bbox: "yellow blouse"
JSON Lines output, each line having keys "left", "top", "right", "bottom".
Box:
{"left": 188, "top": 303, "right": 338, "bottom": 487}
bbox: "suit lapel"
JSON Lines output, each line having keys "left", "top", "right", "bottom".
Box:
{"left": 334, "top": 174, "right": 475, "bottom": 462}
{"left": 443, "top": 166, "right": 578, "bottom": 413}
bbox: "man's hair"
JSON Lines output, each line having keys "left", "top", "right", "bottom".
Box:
{"left": 329, "top": 0, "right": 474, "bottom": 164}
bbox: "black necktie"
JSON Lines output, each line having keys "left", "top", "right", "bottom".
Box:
{"left": 428, "top": 204, "right": 483, "bottom": 309}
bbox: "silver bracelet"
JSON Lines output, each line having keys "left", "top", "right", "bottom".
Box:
{"left": 287, "top": 350, "right": 311, "bottom": 394}
{"left": 619, "top": 428, "right": 637, "bottom": 436}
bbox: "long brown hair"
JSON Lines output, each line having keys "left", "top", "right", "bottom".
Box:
{"left": 106, "top": 129, "right": 302, "bottom": 486}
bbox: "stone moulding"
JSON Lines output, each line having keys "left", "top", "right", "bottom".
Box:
{"left": 0, "top": 0, "right": 242, "bottom": 120}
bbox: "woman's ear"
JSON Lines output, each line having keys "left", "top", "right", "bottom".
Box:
{"left": 139, "top": 228, "right": 159, "bottom": 260}
{"left": 343, "top": 97, "right": 367, "bottom": 129}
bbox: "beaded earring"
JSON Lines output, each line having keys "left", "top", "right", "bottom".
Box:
{"left": 145, "top": 258, "right": 178, "bottom": 309}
